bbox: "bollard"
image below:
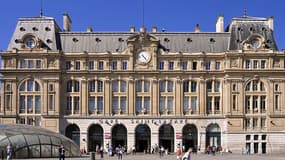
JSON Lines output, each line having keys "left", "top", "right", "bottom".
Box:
{"left": 89, "top": 152, "right": 95, "bottom": 160}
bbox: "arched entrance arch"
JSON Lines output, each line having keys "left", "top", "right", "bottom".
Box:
{"left": 135, "top": 124, "right": 151, "bottom": 152}
{"left": 112, "top": 124, "right": 127, "bottom": 149}
{"left": 88, "top": 124, "right": 104, "bottom": 152}
{"left": 206, "top": 123, "right": 221, "bottom": 148}
{"left": 159, "top": 124, "right": 174, "bottom": 152}
{"left": 65, "top": 124, "right": 80, "bottom": 146}
{"left": 182, "top": 124, "right": 198, "bottom": 152}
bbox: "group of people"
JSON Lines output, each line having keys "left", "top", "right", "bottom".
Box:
{"left": 176, "top": 147, "right": 193, "bottom": 160}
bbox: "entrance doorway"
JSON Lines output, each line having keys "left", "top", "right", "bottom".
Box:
{"left": 112, "top": 124, "right": 127, "bottom": 149}
{"left": 65, "top": 124, "right": 80, "bottom": 147}
{"left": 182, "top": 124, "right": 198, "bottom": 152}
{"left": 206, "top": 124, "right": 221, "bottom": 149}
{"left": 159, "top": 124, "right": 174, "bottom": 152}
{"left": 135, "top": 124, "right": 151, "bottom": 152}
{"left": 88, "top": 124, "right": 103, "bottom": 152}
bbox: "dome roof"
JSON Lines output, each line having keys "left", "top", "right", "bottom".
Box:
{"left": 0, "top": 124, "right": 80, "bottom": 158}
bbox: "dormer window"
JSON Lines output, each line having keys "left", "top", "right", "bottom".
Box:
{"left": 22, "top": 34, "right": 39, "bottom": 49}
{"left": 26, "top": 38, "right": 36, "bottom": 48}
{"left": 251, "top": 38, "right": 261, "bottom": 49}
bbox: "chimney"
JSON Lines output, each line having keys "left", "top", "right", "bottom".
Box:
{"left": 140, "top": 27, "right": 146, "bottom": 33}
{"left": 63, "top": 13, "right": 72, "bottom": 32}
{"left": 130, "top": 26, "right": 135, "bottom": 32}
{"left": 152, "top": 26, "right": 157, "bottom": 33}
{"left": 86, "top": 26, "right": 93, "bottom": 32}
{"left": 216, "top": 14, "right": 224, "bottom": 32}
{"left": 194, "top": 24, "right": 200, "bottom": 32}
{"left": 268, "top": 16, "right": 274, "bottom": 31}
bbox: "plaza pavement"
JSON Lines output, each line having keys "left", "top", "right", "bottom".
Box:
{"left": 13, "top": 152, "right": 285, "bottom": 160}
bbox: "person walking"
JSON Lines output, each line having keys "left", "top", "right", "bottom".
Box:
{"left": 117, "top": 145, "right": 123, "bottom": 160}
{"left": 182, "top": 148, "right": 192, "bottom": 160}
{"left": 176, "top": 147, "right": 182, "bottom": 160}
{"left": 6, "top": 144, "right": 12, "bottom": 160}
{"left": 58, "top": 144, "right": 65, "bottom": 160}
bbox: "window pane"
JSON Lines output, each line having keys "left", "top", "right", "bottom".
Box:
{"left": 35, "top": 96, "right": 41, "bottom": 113}
{"left": 144, "top": 81, "right": 150, "bottom": 92}
{"left": 167, "top": 81, "right": 173, "bottom": 92}
{"left": 88, "top": 97, "right": 95, "bottom": 113}
{"left": 167, "top": 97, "right": 174, "bottom": 111}
{"left": 98, "top": 81, "right": 103, "bottom": 92}
{"left": 191, "top": 81, "right": 197, "bottom": 92}
{"left": 48, "top": 95, "right": 54, "bottom": 111}
{"left": 20, "top": 60, "right": 26, "bottom": 68}
{"left": 122, "top": 61, "right": 127, "bottom": 70}
{"left": 120, "top": 97, "right": 127, "bottom": 111}
{"left": 74, "top": 96, "right": 80, "bottom": 112}
{"left": 214, "top": 82, "right": 220, "bottom": 92}
{"left": 67, "top": 97, "right": 72, "bottom": 111}
{"left": 112, "top": 97, "right": 119, "bottom": 111}
{"left": 97, "top": 97, "right": 103, "bottom": 112}
{"left": 183, "top": 81, "right": 189, "bottom": 92}
{"left": 120, "top": 81, "right": 127, "bottom": 92}
{"left": 136, "top": 80, "right": 142, "bottom": 92}
{"left": 20, "top": 96, "right": 25, "bottom": 113}
{"left": 144, "top": 97, "right": 150, "bottom": 111}
{"left": 27, "top": 95, "right": 33, "bottom": 113}
{"left": 88, "top": 80, "right": 95, "bottom": 92}
{"left": 27, "top": 80, "right": 34, "bottom": 91}
{"left": 159, "top": 97, "right": 165, "bottom": 112}
{"left": 28, "top": 60, "right": 33, "bottom": 68}
{"left": 67, "top": 81, "right": 72, "bottom": 92}
{"left": 112, "top": 81, "right": 118, "bottom": 92}
{"left": 136, "top": 97, "right": 142, "bottom": 112}
{"left": 183, "top": 97, "right": 189, "bottom": 112}
{"left": 191, "top": 97, "right": 197, "bottom": 111}
{"left": 35, "top": 81, "right": 40, "bottom": 91}
{"left": 159, "top": 81, "right": 165, "bottom": 92}
{"left": 74, "top": 81, "right": 80, "bottom": 92}
{"left": 98, "top": 61, "right": 104, "bottom": 70}
{"left": 20, "top": 82, "right": 26, "bottom": 91}
{"left": 89, "top": 61, "right": 94, "bottom": 70}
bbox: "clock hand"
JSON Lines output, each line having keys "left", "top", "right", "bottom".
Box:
{"left": 142, "top": 54, "right": 147, "bottom": 60}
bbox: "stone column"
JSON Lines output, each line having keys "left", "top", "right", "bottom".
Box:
{"left": 152, "top": 78, "right": 158, "bottom": 115}
{"left": 175, "top": 78, "right": 182, "bottom": 115}
{"left": 0, "top": 81, "right": 4, "bottom": 113}
{"left": 128, "top": 78, "right": 135, "bottom": 115}
{"left": 199, "top": 78, "right": 206, "bottom": 115}
{"left": 81, "top": 78, "right": 87, "bottom": 115}
{"left": 104, "top": 78, "right": 111, "bottom": 115}
{"left": 43, "top": 80, "right": 48, "bottom": 115}
{"left": 11, "top": 81, "right": 17, "bottom": 114}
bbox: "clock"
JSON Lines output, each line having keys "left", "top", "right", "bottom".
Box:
{"left": 25, "top": 38, "right": 36, "bottom": 48}
{"left": 251, "top": 39, "right": 260, "bottom": 49}
{"left": 137, "top": 51, "right": 151, "bottom": 64}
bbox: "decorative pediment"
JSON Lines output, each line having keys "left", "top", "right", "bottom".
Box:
{"left": 127, "top": 31, "right": 160, "bottom": 47}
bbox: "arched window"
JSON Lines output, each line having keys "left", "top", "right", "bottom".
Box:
{"left": 19, "top": 79, "right": 41, "bottom": 114}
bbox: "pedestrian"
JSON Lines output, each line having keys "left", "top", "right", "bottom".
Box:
{"left": 132, "top": 145, "right": 136, "bottom": 155}
{"left": 99, "top": 145, "right": 104, "bottom": 158}
{"left": 58, "top": 144, "right": 65, "bottom": 160}
{"left": 182, "top": 148, "right": 192, "bottom": 160}
{"left": 176, "top": 147, "right": 182, "bottom": 160}
{"left": 117, "top": 145, "right": 123, "bottom": 160}
{"left": 6, "top": 144, "right": 12, "bottom": 160}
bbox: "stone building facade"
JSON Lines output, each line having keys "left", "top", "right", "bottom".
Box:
{"left": 1, "top": 13, "right": 285, "bottom": 154}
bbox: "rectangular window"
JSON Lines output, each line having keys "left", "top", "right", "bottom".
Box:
{"left": 89, "top": 61, "right": 94, "bottom": 70}
{"left": 75, "top": 61, "right": 80, "bottom": 70}
{"left": 35, "top": 96, "right": 41, "bottom": 113}
{"left": 136, "top": 81, "right": 142, "bottom": 92}
{"left": 88, "top": 80, "right": 95, "bottom": 92}
{"left": 233, "top": 95, "right": 237, "bottom": 111}
{"left": 122, "top": 61, "right": 127, "bottom": 70}
{"left": 207, "top": 97, "right": 212, "bottom": 114}
{"left": 98, "top": 61, "right": 104, "bottom": 70}
{"left": 36, "top": 60, "right": 41, "bottom": 68}
{"left": 253, "top": 118, "right": 258, "bottom": 129}
{"left": 66, "top": 61, "right": 71, "bottom": 70}
{"left": 245, "top": 60, "right": 250, "bottom": 69}
{"left": 97, "top": 81, "right": 103, "bottom": 92}
{"left": 112, "top": 81, "right": 119, "bottom": 92}
{"left": 5, "top": 95, "right": 11, "bottom": 111}
{"left": 253, "top": 96, "right": 258, "bottom": 113}
{"left": 245, "top": 96, "right": 251, "bottom": 113}
{"left": 169, "top": 61, "right": 174, "bottom": 70}
{"left": 215, "top": 61, "right": 220, "bottom": 70}
{"left": 74, "top": 96, "right": 80, "bottom": 113}
{"left": 27, "top": 80, "right": 33, "bottom": 91}
{"left": 183, "top": 81, "right": 189, "bottom": 92}
{"left": 159, "top": 61, "right": 164, "bottom": 70}
{"left": 112, "top": 61, "right": 117, "bottom": 70}
{"left": 253, "top": 80, "right": 258, "bottom": 91}
{"left": 253, "top": 60, "right": 258, "bottom": 69}
{"left": 214, "top": 82, "right": 220, "bottom": 92}
{"left": 120, "top": 81, "right": 127, "bottom": 92}
{"left": 181, "top": 61, "right": 188, "bottom": 70}
{"left": 48, "top": 95, "right": 54, "bottom": 111}
{"left": 205, "top": 61, "right": 211, "bottom": 70}
{"left": 192, "top": 61, "right": 197, "bottom": 70}
{"left": 207, "top": 81, "right": 212, "bottom": 92}
{"left": 261, "top": 60, "right": 266, "bottom": 69}
{"left": 97, "top": 97, "right": 103, "bottom": 112}
{"left": 74, "top": 81, "right": 80, "bottom": 92}
{"left": 20, "top": 60, "right": 26, "bottom": 68}
{"left": 88, "top": 96, "right": 95, "bottom": 113}
{"left": 28, "top": 60, "right": 33, "bottom": 68}
{"left": 275, "top": 95, "right": 279, "bottom": 110}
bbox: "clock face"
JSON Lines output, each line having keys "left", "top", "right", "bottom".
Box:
{"left": 25, "top": 38, "right": 36, "bottom": 48}
{"left": 137, "top": 51, "right": 151, "bottom": 64}
{"left": 251, "top": 39, "right": 260, "bottom": 49}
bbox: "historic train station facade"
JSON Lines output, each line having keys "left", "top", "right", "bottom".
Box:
{"left": 1, "top": 13, "right": 285, "bottom": 154}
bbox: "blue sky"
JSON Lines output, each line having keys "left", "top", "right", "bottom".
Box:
{"left": 0, "top": 0, "right": 285, "bottom": 50}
